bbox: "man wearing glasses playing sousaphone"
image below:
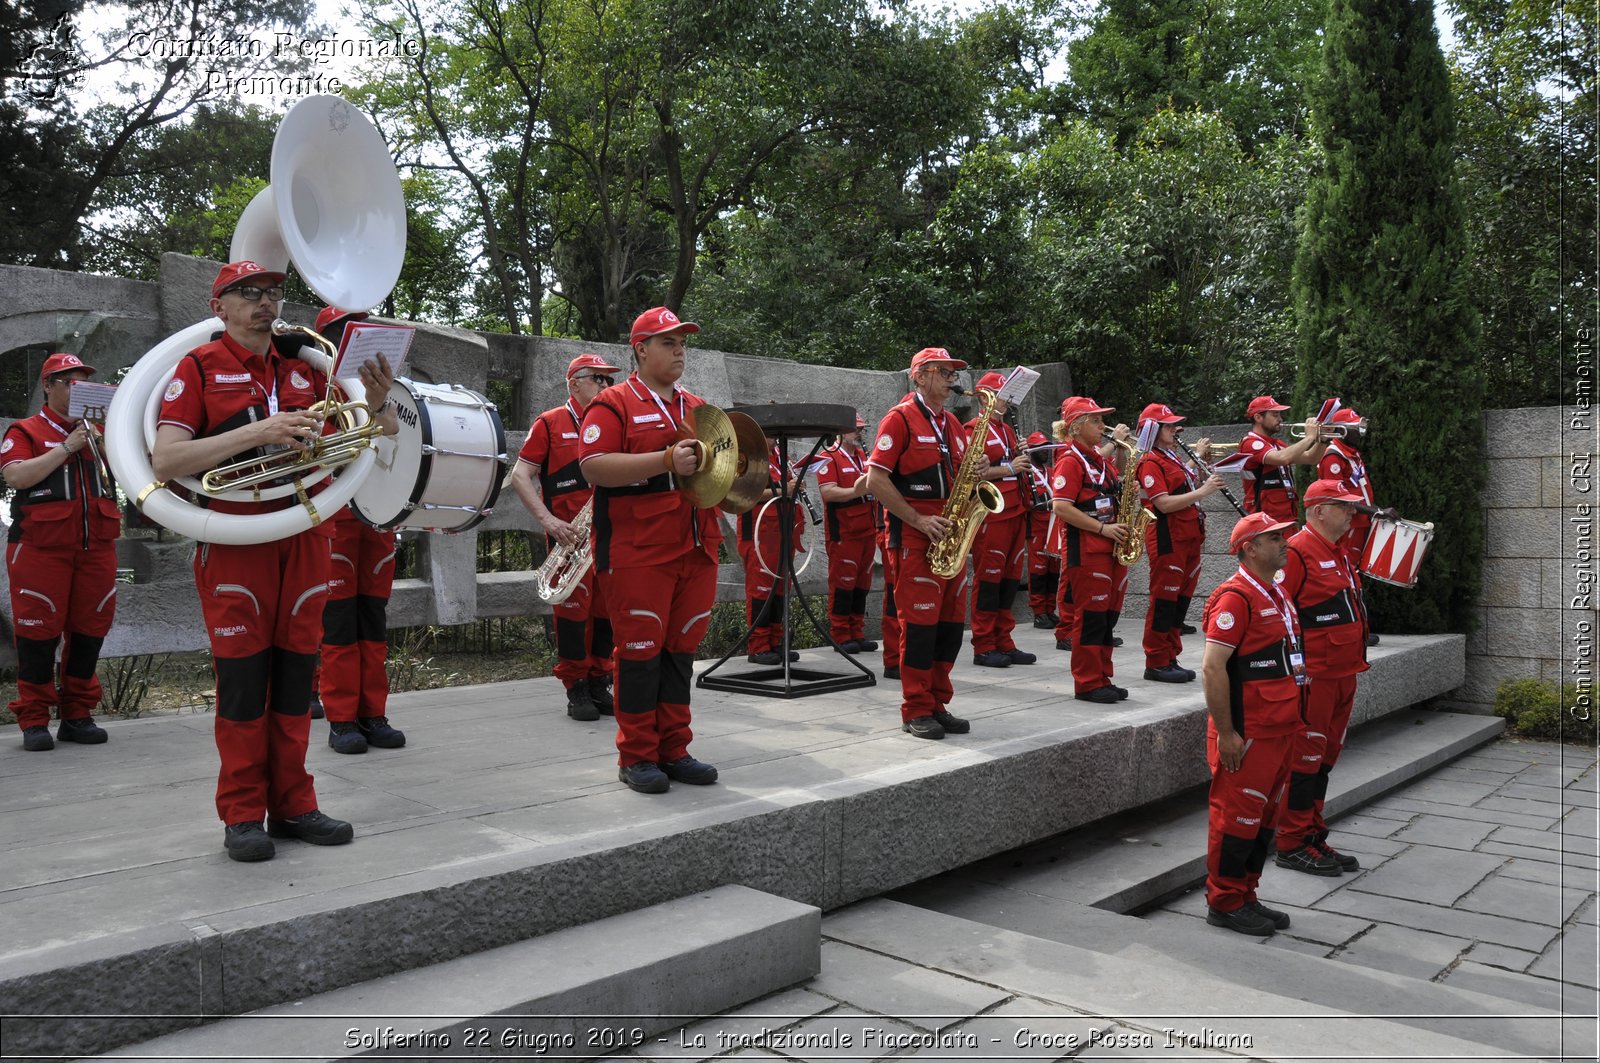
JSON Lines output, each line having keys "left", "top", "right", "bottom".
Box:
{"left": 512, "top": 352, "right": 621, "bottom": 722}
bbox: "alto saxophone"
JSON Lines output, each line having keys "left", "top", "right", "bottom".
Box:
{"left": 533, "top": 498, "right": 594, "bottom": 604}
{"left": 928, "top": 387, "right": 1006, "bottom": 578}
{"left": 1105, "top": 436, "right": 1155, "bottom": 566}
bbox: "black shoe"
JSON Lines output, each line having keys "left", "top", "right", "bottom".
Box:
{"left": 566, "top": 682, "right": 599, "bottom": 722}
{"left": 747, "top": 651, "right": 782, "bottom": 666}
{"left": 1046, "top": 612, "right": 1060, "bottom": 626}
{"left": 309, "top": 696, "right": 325, "bottom": 721}
{"left": 224, "top": 821, "right": 274, "bottom": 862}
{"left": 57, "top": 716, "right": 108, "bottom": 743}
{"left": 587, "top": 676, "right": 615, "bottom": 715}
{"left": 619, "top": 760, "right": 670, "bottom": 793}
{"left": 974, "top": 650, "right": 1012, "bottom": 668}
{"left": 1206, "top": 904, "right": 1276, "bottom": 937}
{"left": 787, "top": 650, "right": 800, "bottom": 662}
{"left": 836, "top": 639, "right": 862, "bottom": 654}
{"left": 1111, "top": 685, "right": 1129, "bottom": 700}
{"left": 856, "top": 639, "right": 879, "bottom": 651}
{"left": 1143, "top": 664, "right": 1192, "bottom": 684}
{"left": 1366, "top": 632, "right": 1380, "bottom": 646}
{"left": 1032, "top": 614, "right": 1055, "bottom": 629}
{"left": 1075, "top": 686, "right": 1120, "bottom": 704}
{"left": 1177, "top": 622, "right": 1197, "bottom": 635}
{"left": 932, "top": 709, "right": 970, "bottom": 734}
{"left": 1005, "top": 648, "right": 1038, "bottom": 665}
{"left": 882, "top": 666, "right": 901, "bottom": 680}
{"left": 328, "top": 721, "right": 368, "bottom": 754}
{"left": 1249, "top": 900, "right": 1291, "bottom": 930}
{"left": 267, "top": 809, "right": 354, "bottom": 846}
{"left": 22, "top": 726, "right": 54, "bottom": 752}
{"left": 662, "top": 755, "right": 718, "bottom": 785}
{"left": 1275, "top": 845, "right": 1343, "bottom": 876}
{"left": 1317, "top": 841, "right": 1360, "bottom": 871}
{"left": 1111, "top": 635, "right": 1124, "bottom": 647}
{"left": 357, "top": 716, "right": 406, "bottom": 748}
{"left": 902, "top": 715, "right": 945, "bottom": 740}
{"left": 1055, "top": 639, "right": 1072, "bottom": 651}
{"left": 1171, "top": 661, "right": 1197, "bottom": 681}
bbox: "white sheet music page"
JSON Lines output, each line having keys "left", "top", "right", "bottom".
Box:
{"left": 995, "top": 366, "right": 1039, "bottom": 405}
{"left": 331, "top": 322, "right": 415, "bottom": 397}
{"left": 67, "top": 381, "right": 118, "bottom": 421}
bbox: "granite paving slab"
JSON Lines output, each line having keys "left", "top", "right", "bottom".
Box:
{"left": 1342, "top": 845, "right": 1506, "bottom": 906}
{"left": 1455, "top": 873, "right": 1593, "bottom": 926}
{"left": 805, "top": 941, "right": 1012, "bottom": 1028}
{"left": 1529, "top": 927, "right": 1600, "bottom": 989}
{"left": 1327, "top": 924, "right": 1474, "bottom": 982}
{"left": 1389, "top": 813, "right": 1500, "bottom": 850}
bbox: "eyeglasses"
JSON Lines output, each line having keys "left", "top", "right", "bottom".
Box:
{"left": 224, "top": 284, "right": 285, "bottom": 302}
{"left": 926, "top": 367, "right": 959, "bottom": 381}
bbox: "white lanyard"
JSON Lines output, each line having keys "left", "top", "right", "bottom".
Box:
{"left": 986, "top": 421, "right": 1016, "bottom": 478}
{"left": 564, "top": 400, "right": 582, "bottom": 432}
{"left": 834, "top": 445, "right": 862, "bottom": 479}
{"left": 630, "top": 374, "right": 685, "bottom": 431}
{"left": 1237, "top": 567, "right": 1298, "bottom": 647}
{"left": 1072, "top": 442, "right": 1107, "bottom": 487}
{"left": 1164, "top": 447, "right": 1198, "bottom": 490}
{"left": 913, "top": 395, "right": 956, "bottom": 477}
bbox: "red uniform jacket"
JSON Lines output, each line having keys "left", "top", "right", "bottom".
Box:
{"left": 1281, "top": 525, "right": 1370, "bottom": 679}
{"left": 868, "top": 394, "right": 969, "bottom": 550}
{"left": 965, "top": 414, "right": 1024, "bottom": 520}
{"left": 1318, "top": 440, "right": 1374, "bottom": 552}
{"left": 1203, "top": 569, "right": 1306, "bottom": 739}
{"left": 1240, "top": 429, "right": 1298, "bottom": 522}
{"left": 1049, "top": 440, "right": 1119, "bottom": 566}
{"left": 518, "top": 401, "right": 593, "bottom": 524}
{"left": 2, "top": 408, "right": 119, "bottom": 548}
{"left": 815, "top": 443, "right": 875, "bottom": 543}
{"left": 1137, "top": 447, "right": 1205, "bottom": 553}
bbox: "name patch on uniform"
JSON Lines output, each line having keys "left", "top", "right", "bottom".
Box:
{"left": 1319, "top": 559, "right": 1337, "bottom": 568}
{"left": 1260, "top": 607, "right": 1279, "bottom": 617}
{"left": 213, "top": 372, "right": 251, "bottom": 384}
{"left": 632, "top": 413, "right": 662, "bottom": 424}
{"left": 556, "top": 478, "right": 577, "bottom": 489}
{"left": 916, "top": 435, "right": 936, "bottom": 443}
{"left": 561, "top": 432, "right": 578, "bottom": 439}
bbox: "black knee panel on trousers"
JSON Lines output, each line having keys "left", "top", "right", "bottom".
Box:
{"left": 748, "top": 596, "right": 771, "bottom": 626}
{"left": 661, "top": 652, "right": 693, "bottom": 705}
{"left": 1316, "top": 762, "right": 1333, "bottom": 801}
{"left": 1151, "top": 596, "right": 1181, "bottom": 633}
{"left": 617, "top": 655, "right": 661, "bottom": 714}
{"left": 883, "top": 585, "right": 897, "bottom": 619}
{"left": 215, "top": 651, "right": 271, "bottom": 722}
{"left": 1287, "top": 770, "right": 1320, "bottom": 811}
{"left": 269, "top": 650, "right": 317, "bottom": 716}
{"left": 1176, "top": 594, "right": 1193, "bottom": 623}
{"left": 63, "top": 633, "right": 104, "bottom": 679}
{"left": 1246, "top": 827, "right": 1275, "bottom": 874}
{"left": 975, "top": 580, "right": 1002, "bottom": 613}
{"left": 322, "top": 596, "right": 357, "bottom": 646}
{"left": 1217, "top": 831, "right": 1256, "bottom": 879}
{"left": 15, "top": 636, "right": 57, "bottom": 684}
{"left": 902, "top": 623, "right": 937, "bottom": 671}
{"left": 1079, "top": 609, "right": 1111, "bottom": 647}
{"left": 934, "top": 620, "right": 964, "bottom": 664}
{"left": 356, "top": 593, "right": 388, "bottom": 642}
{"left": 555, "top": 617, "right": 588, "bottom": 662}
{"left": 832, "top": 588, "right": 851, "bottom": 617}
{"left": 998, "top": 577, "right": 1020, "bottom": 610}
{"left": 590, "top": 617, "right": 613, "bottom": 659}
{"left": 852, "top": 586, "right": 869, "bottom": 617}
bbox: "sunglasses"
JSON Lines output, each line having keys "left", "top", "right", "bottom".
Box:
{"left": 223, "top": 284, "right": 285, "bottom": 302}
{"left": 578, "top": 374, "right": 615, "bottom": 385}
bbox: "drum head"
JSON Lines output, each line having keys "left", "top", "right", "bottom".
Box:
{"left": 351, "top": 380, "right": 427, "bottom": 529}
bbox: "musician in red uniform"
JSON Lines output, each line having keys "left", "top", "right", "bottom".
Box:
{"left": 512, "top": 352, "right": 620, "bottom": 721}
{"left": 967, "top": 372, "right": 1036, "bottom": 668}
{"left": 1275, "top": 479, "right": 1370, "bottom": 877}
{"left": 1134, "top": 403, "right": 1223, "bottom": 684}
{"left": 316, "top": 307, "right": 406, "bottom": 754}
{"left": 153, "top": 260, "right": 396, "bottom": 862}
{"left": 816, "top": 413, "right": 879, "bottom": 653}
{"left": 579, "top": 307, "right": 721, "bottom": 793}
{"left": 1049, "top": 397, "right": 1130, "bottom": 703}
{"left": 1022, "top": 432, "right": 1060, "bottom": 630}
{"left": 1199, "top": 512, "right": 1305, "bottom": 936}
{"left": 3, "top": 354, "right": 119, "bottom": 752}
{"left": 738, "top": 444, "right": 804, "bottom": 666}
{"left": 866, "top": 348, "right": 987, "bottom": 740}
{"left": 874, "top": 480, "right": 900, "bottom": 680}
{"left": 1239, "top": 395, "right": 1326, "bottom": 522}
{"left": 1316, "top": 405, "right": 1387, "bottom": 647}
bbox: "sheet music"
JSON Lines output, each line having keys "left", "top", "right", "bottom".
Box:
{"left": 331, "top": 322, "right": 415, "bottom": 395}
{"left": 67, "top": 381, "right": 117, "bottom": 421}
{"left": 1210, "top": 449, "right": 1251, "bottom": 473}
{"left": 995, "top": 366, "right": 1040, "bottom": 405}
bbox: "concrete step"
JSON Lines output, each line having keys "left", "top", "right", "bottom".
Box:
{"left": 823, "top": 898, "right": 1535, "bottom": 1062}
{"left": 83, "top": 886, "right": 819, "bottom": 1063}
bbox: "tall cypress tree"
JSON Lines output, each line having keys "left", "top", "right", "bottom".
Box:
{"left": 1292, "top": 0, "right": 1483, "bottom": 633}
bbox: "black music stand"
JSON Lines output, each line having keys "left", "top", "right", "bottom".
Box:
{"left": 697, "top": 403, "right": 878, "bottom": 699}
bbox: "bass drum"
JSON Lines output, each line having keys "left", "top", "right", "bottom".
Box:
{"left": 351, "top": 379, "right": 507, "bottom": 532}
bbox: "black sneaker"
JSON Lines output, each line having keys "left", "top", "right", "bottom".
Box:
{"left": 1177, "top": 622, "right": 1198, "bottom": 635}
{"left": 1143, "top": 664, "right": 1192, "bottom": 683}
{"left": 902, "top": 715, "right": 945, "bottom": 740}
{"left": 57, "top": 716, "right": 108, "bottom": 743}
{"left": 1366, "top": 632, "right": 1380, "bottom": 646}
{"left": 309, "top": 696, "right": 325, "bottom": 720}
{"left": 1206, "top": 904, "right": 1276, "bottom": 937}
{"left": 224, "top": 821, "right": 275, "bottom": 862}
{"left": 357, "top": 716, "right": 406, "bottom": 748}
{"left": 619, "top": 761, "right": 670, "bottom": 793}
{"left": 882, "top": 666, "right": 900, "bottom": 680}
{"left": 1316, "top": 841, "right": 1360, "bottom": 871}
{"left": 267, "top": 809, "right": 354, "bottom": 846}
{"left": 661, "top": 755, "right": 718, "bottom": 785}
{"left": 1005, "top": 648, "right": 1037, "bottom": 665}
{"left": 1032, "top": 614, "right": 1055, "bottom": 629}
{"left": 1075, "top": 686, "right": 1120, "bottom": 704}
{"left": 328, "top": 721, "right": 368, "bottom": 754}
{"left": 587, "top": 676, "right": 615, "bottom": 715}
{"left": 856, "top": 639, "right": 879, "bottom": 651}
{"left": 1249, "top": 900, "right": 1291, "bottom": 930}
{"left": 973, "top": 650, "right": 1012, "bottom": 668}
{"left": 1171, "top": 661, "right": 1197, "bottom": 681}
{"left": 836, "top": 639, "right": 862, "bottom": 654}
{"left": 566, "top": 682, "right": 599, "bottom": 722}
{"left": 747, "top": 650, "right": 782, "bottom": 666}
{"left": 1111, "top": 685, "right": 1129, "bottom": 700}
{"left": 1055, "top": 639, "right": 1072, "bottom": 651}
{"left": 931, "top": 709, "right": 970, "bottom": 734}
{"left": 22, "top": 726, "right": 55, "bottom": 751}
{"left": 1111, "top": 635, "right": 1124, "bottom": 647}
{"left": 1045, "top": 613, "right": 1060, "bottom": 626}
{"left": 1275, "top": 845, "right": 1343, "bottom": 876}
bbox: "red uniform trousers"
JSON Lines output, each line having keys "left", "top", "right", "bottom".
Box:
{"left": 970, "top": 515, "right": 1027, "bottom": 654}
{"left": 606, "top": 551, "right": 716, "bottom": 767}
{"left": 879, "top": 532, "right": 901, "bottom": 670}
{"left": 739, "top": 516, "right": 795, "bottom": 655}
{"left": 551, "top": 557, "right": 612, "bottom": 687}
{"left": 1065, "top": 554, "right": 1127, "bottom": 693}
{"left": 320, "top": 516, "right": 397, "bottom": 723}
{"left": 1026, "top": 515, "right": 1059, "bottom": 616}
{"left": 197, "top": 530, "right": 330, "bottom": 825}
{"left": 1054, "top": 573, "right": 1077, "bottom": 644}
{"left": 1277, "top": 673, "right": 1358, "bottom": 852}
{"left": 826, "top": 533, "right": 877, "bottom": 643}
{"left": 1206, "top": 727, "right": 1294, "bottom": 913}
{"left": 893, "top": 545, "right": 968, "bottom": 722}
{"left": 1142, "top": 537, "right": 1202, "bottom": 669}
{"left": 6, "top": 541, "right": 118, "bottom": 728}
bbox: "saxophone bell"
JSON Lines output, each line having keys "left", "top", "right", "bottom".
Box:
{"left": 533, "top": 498, "right": 594, "bottom": 604}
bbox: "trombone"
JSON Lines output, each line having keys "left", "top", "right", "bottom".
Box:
{"left": 1288, "top": 418, "right": 1367, "bottom": 441}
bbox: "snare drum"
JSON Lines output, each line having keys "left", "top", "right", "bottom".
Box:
{"left": 351, "top": 379, "right": 506, "bottom": 532}
{"left": 1359, "top": 517, "right": 1435, "bottom": 589}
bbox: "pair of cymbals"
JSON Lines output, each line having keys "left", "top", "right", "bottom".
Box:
{"left": 676, "top": 405, "right": 769, "bottom": 514}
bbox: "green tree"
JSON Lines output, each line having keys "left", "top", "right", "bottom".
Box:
{"left": 1291, "top": 0, "right": 1482, "bottom": 633}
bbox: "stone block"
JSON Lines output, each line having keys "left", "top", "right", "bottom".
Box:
{"left": 403, "top": 321, "right": 493, "bottom": 392}
{"left": 422, "top": 531, "right": 480, "bottom": 625}
{"left": 1484, "top": 407, "right": 1563, "bottom": 457}
{"left": 1475, "top": 607, "right": 1562, "bottom": 662}
{"left": 1483, "top": 507, "right": 1562, "bottom": 559}
{"left": 157, "top": 253, "right": 222, "bottom": 333}
{"left": 1483, "top": 458, "right": 1542, "bottom": 507}
{"left": 1457, "top": 654, "right": 1540, "bottom": 708}
{"left": 1477, "top": 557, "right": 1541, "bottom": 609}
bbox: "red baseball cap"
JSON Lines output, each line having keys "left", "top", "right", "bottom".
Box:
{"left": 1229, "top": 511, "right": 1296, "bottom": 551}
{"left": 1026, "top": 431, "right": 1048, "bottom": 447}
{"left": 1139, "top": 402, "right": 1184, "bottom": 426}
{"left": 975, "top": 371, "right": 1006, "bottom": 391}
{"left": 1060, "top": 396, "right": 1114, "bottom": 422}
{"left": 1246, "top": 395, "right": 1291, "bottom": 417}
{"left": 567, "top": 352, "right": 622, "bottom": 380}
{"left": 854, "top": 412, "right": 868, "bottom": 428}
{"left": 1303, "top": 478, "right": 1364, "bottom": 509}
{"left": 39, "top": 352, "right": 96, "bottom": 381}
{"left": 1331, "top": 407, "right": 1363, "bottom": 424}
{"left": 630, "top": 307, "right": 699, "bottom": 346}
{"left": 909, "top": 347, "right": 968, "bottom": 373}
{"left": 315, "top": 307, "right": 369, "bottom": 334}
{"left": 212, "top": 260, "right": 287, "bottom": 299}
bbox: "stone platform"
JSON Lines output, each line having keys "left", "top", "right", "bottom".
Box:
{"left": 0, "top": 630, "right": 1464, "bottom": 1059}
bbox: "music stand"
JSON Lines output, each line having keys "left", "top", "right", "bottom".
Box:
{"left": 696, "top": 403, "right": 878, "bottom": 698}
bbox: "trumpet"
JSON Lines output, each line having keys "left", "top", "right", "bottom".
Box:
{"left": 1202, "top": 441, "right": 1241, "bottom": 459}
{"left": 1288, "top": 418, "right": 1367, "bottom": 441}
{"left": 199, "top": 321, "right": 388, "bottom": 494}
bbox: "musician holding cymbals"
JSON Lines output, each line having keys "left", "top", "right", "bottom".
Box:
{"left": 3, "top": 353, "right": 119, "bottom": 752}
{"left": 152, "top": 260, "right": 397, "bottom": 862}
{"left": 966, "top": 372, "right": 1036, "bottom": 669}
{"left": 866, "top": 347, "right": 987, "bottom": 740}
{"left": 1239, "top": 395, "right": 1327, "bottom": 522}
{"left": 512, "top": 352, "right": 620, "bottom": 722}
{"left": 578, "top": 307, "right": 721, "bottom": 793}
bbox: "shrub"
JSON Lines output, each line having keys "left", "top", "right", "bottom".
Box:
{"left": 1494, "top": 677, "right": 1597, "bottom": 744}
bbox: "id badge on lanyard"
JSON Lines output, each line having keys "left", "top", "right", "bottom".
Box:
{"left": 1242, "top": 568, "right": 1309, "bottom": 686}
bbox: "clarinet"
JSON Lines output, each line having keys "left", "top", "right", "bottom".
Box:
{"left": 1174, "top": 437, "right": 1248, "bottom": 518}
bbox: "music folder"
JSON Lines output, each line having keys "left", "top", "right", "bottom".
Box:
{"left": 331, "top": 322, "right": 416, "bottom": 397}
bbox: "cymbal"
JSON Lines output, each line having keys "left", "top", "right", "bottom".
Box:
{"left": 721, "top": 411, "right": 771, "bottom": 515}
{"left": 677, "top": 405, "right": 739, "bottom": 509}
